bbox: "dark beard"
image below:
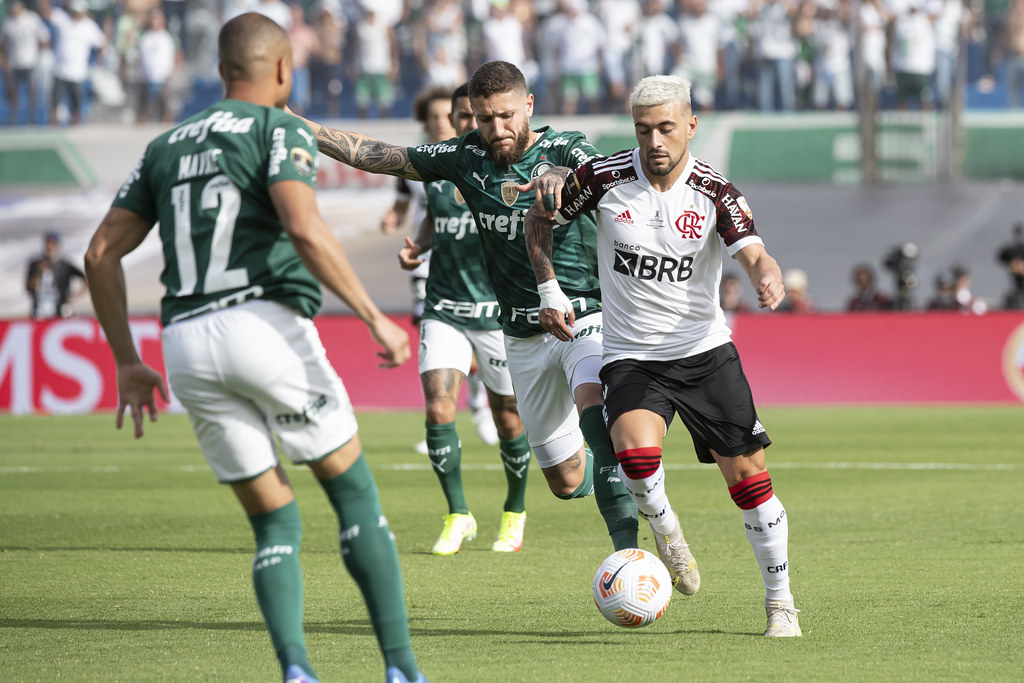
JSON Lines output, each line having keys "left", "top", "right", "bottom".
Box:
{"left": 487, "top": 122, "right": 531, "bottom": 166}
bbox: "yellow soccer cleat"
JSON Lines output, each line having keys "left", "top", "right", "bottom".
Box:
{"left": 491, "top": 511, "right": 526, "bottom": 552}
{"left": 431, "top": 512, "right": 477, "bottom": 555}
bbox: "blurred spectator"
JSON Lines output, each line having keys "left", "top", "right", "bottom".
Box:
{"left": 952, "top": 264, "right": 988, "bottom": 313}
{"left": 595, "top": 0, "right": 641, "bottom": 110}
{"left": 352, "top": 3, "right": 399, "bottom": 118}
{"left": 2, "top": 0, "right": 51, "bottom": 125}
{"left": 287, "top": 2, "right": 320, "bottom": 115}
{"left": 423, "top": 42, "right": 466, "bottom": 89}
{"left": 1006, "top": 0, "right": 1024, "bottom": 107}
{"left": 45, "top": 0, "right": 107, "bottom": 126}
{"left": 136, "top": 8, "right": 181, "bottom": 124}
{"left": 418, "top": 0, "right": 467, "bottom": 84}
{"left": 709, "top": 0, "right": 746, "bottom": 110}
{"left": 112, "top": 3, "right": 144, "bottom": 122}
{"left": 720, "top": 272, "right": 750, "bottom": 315}
{"left": 253, "top": 0, "right": 292, "bottom": 29}
{"left": 676, "top": 0, "right": 722, "bottom": 112}
{"left": 997, "top": 222, "right": 1024, "bottom": 309}
{"left": 860, "top": 0, "right": 891, "bottom": 94}
{"left": 551, "top": 0, "right": 605, "bottom": 115}
{"left": 778, "top": 268, "right": 816, "bottom": 312}
{"left": 25, "top": 231, "right": 87, "bottom": 319}
{"left": 933, "top": 0, "right": 971, "bottom": 108}
{"left": 162, "top": 0, "right": 187, "bottom": 50}
{"left": 748, "top": 0, "right": 798, "bottom": 112}
{"left": 634, "top": 0, "right": 679, "bottom": 79}
{"left": 891, "top": 1, "right": 936, "bottom": 110}
{"left": 927, "top": 268, "right": 958, "bottom": 309}
{"left": 846, "top": 264, "right": 892, "bottom": 311}
{"left": 309, "top": 0, "right": 346, "bottom": 118}
{"left": 811, "top": 0, "right": 854, "bottom": 111}
{"left": 480, "top": 0, "right": 532, "bottom": 79}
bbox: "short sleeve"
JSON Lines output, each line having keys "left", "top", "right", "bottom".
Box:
{"left": 407, "top": 137, "right": 461, "bottom": 183}
{"left": 267, "top": 119, "right": 319, "bottom": 188}
{"left": 111, "top": 148, "right": 157, "bottom": 224}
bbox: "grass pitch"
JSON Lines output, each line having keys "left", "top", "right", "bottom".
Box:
{"left": 1, "top": 406, "right": 1022, "bottom": 682}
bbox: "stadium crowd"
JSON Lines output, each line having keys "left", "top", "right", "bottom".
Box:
{"left": 3, "top": 0, "right": 1024, "bottom": 125}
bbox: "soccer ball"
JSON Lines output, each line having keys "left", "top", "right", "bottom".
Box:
{"left": 592, "top": 548, "right": 672, "bottom": 628}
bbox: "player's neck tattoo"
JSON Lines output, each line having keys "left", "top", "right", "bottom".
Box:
{"left": 314, "top": 125, "right": 421, "bottom": 180}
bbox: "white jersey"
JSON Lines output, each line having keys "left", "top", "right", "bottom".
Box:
{"left": 554, "top": 150, "right": 763, "bottom": 365}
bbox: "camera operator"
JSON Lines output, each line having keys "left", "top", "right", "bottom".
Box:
{"left": 883, "top": 242, "right": 919, "bottom": 311}
{"left": 997, "top": 223, "right": 1024, "bottom": 310}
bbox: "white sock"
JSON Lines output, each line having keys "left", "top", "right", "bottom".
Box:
{"left": 741, "top": 494, "right": 792, "bottom": 602}
{"left": 618, "top": 463, "right": 675, "bottom": 535}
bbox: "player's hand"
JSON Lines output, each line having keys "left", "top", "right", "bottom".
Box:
{"left": 369, "top": 316, "right": 411, "bottom": 368}
{"left": 380, "top": 209, "right": 399, "bottom": 234}
{"left": 515, "top": 166, "right": 569, "bottom": 217}
{"left": 537, "top": 279, "right": 576, "bottom": 341}
{"left": 398, "top": 237, "right": 424, "bottom": 270}
{"left": 757, "top": 273, "right": 786, "bottom": 310}
{"left": 115, "top": 362, "right": 169, "bottom": 439}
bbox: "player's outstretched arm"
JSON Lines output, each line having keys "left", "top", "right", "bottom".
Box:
{"left": 287, "top": 108, "right": 422, "bottom": 181}
{"left": 85, "top": 207, "right": 169, "bottom": 438}
{"left": 525, "top": 203, "right": 575, "bottom": 341}
{"left": 736, "top": 243, "right": 786, "bottom": 310}
{"left": 271, "top": 179, "right": 410, "bottom": 368}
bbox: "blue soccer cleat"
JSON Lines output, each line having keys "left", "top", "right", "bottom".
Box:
{"left": 284, "top": 665, "right": 319, "bottom": 683}
{"left": 386, "top": 666, "right": 428, "bottom": 683}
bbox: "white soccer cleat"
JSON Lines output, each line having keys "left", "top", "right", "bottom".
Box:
{"left": 764, "top": 598, "right": 802, "bottom": 637}
{"left": 431, "top": 512, "right": 477, "bottom": 555}
{"left": 471, "top": 407, "right": 499, "bottom": 446}
{"left": 649, "top": 512, "right": 701, "bottom": 595}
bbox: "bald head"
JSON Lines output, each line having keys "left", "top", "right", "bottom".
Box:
{"left": 218, "top": 13, "right": 291, "bottom": 84}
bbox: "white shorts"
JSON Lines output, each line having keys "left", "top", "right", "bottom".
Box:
{"left": 419, "top": 318, "right": 514, "bottom": 395}
{"left": 161, "top": 299, "right": 358, "bottom": 483}
{"left": 503, "top": 312, "right": 604, "bottom": 468}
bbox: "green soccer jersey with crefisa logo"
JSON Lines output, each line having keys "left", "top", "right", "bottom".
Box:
{"left": 422, "top": 178, "right": 501, "bottom": 331}
{"left": 112, "top": 100, "right": 322, "bottom": 326}
{"left": 407, "top": 126, "right": 603, "bottom": 338}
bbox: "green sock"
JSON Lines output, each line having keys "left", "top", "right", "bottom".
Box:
{"left": 247, "top": 500, "right": 315, "bottom": 680}
{"left": 498, "top": 432, "right": 531, "bottom": 513}
{"left": 319, "top": 454, "right": 418, "bottom": 681}
{"left": 580, "top": 405, "right": 639, "bottom": 550}
{"left": 425, "top": 421, "right": 468, "bottom": 514}
{"left": 554, "top": 447, "right": 594, "bottom": 500}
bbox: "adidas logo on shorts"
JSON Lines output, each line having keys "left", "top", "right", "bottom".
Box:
{"left": 751, "top": 420, "right": 765, "bottom": 436}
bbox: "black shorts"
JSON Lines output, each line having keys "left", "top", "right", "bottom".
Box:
{"left": 600, "top": 342, "right": 771, "bottom": 464}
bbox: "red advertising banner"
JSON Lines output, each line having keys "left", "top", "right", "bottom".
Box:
{"left": 2, "top": 312, "right": 1023, "bottom": 414}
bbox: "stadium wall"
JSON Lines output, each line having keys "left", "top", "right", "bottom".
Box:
{"left": 2, "top": 312, "right": 1022, "bottom": 415}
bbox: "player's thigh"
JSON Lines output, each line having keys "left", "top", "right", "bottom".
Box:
{"left": 466, "top": 328, "right": 514, "bottom": 396}
{"left": 419, "top": 318, "right": 474, "bottom": 377}
{"left": 600, "top": 359, "right": 674, "bottom": 453}
{"left": 560, "top": 311, "right": 604, "bottom": 394}
{"left": 504, "top": 333, "right": 582, "bottom": 468}
{"left": 162, "top": 321, "right": 279, "bottom": 483}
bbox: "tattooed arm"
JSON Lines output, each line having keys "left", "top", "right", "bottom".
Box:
{"left": 525, "top": 203, "right": 575, "bottom": 341}
{"left": 288, "top": 111, "right": 422, "bottom": 180}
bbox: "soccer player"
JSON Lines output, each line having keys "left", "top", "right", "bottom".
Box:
{"left": 83, "top": 14, "right": 427, "bottom": 682}
{"left": 524, "top": 74, "right": 801, "bottom": 636}
{"left": 396, "top": 82, "right": 531, "bottom": 555}
{"left": 291, "top": 60, "right": 643, "bottom": 555}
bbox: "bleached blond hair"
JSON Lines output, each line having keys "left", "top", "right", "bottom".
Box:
{"left": 629, "top": 75, "right": 692, "bottom": 110}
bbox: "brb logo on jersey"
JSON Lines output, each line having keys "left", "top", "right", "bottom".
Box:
{"left": 613, "top": 242, "right": 694, "bottom": 283}
{"left": 674, "top": 211, "right": 705, "bottom": 239}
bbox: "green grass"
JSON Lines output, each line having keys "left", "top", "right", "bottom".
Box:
{"left": 1, "top": 407, "right": 1022, "bottom": 682}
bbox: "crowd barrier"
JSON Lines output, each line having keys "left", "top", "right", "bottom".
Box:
{"left": 2, "top": 312, "right": 1023, "bottom": 415}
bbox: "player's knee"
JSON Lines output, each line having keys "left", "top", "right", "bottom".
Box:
{"left": 542, "top": 462, "right": 585, "bottom": 497}
{"left": 423, "top": 398, "right": 457, "bottom": 424}
{"left": 491, "top": 409, "right": 523, "bottom": 440}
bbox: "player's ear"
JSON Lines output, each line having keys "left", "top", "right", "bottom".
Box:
{"left": 525, "top": 93, "right": 534, "bottom": 118}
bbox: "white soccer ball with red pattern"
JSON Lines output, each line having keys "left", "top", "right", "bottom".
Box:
{"left": 592, "top": 548, "right": 672, "bottom": 628}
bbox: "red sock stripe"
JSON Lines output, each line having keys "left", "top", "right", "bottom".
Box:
{"left": 728, "top": 471, "right": 773, "bottom": 510}
{"left": 616, "top": 447, "right": 662, "bottom": 479}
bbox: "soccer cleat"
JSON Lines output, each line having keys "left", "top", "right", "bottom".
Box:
{"left": 649, "top": 512, "right": 701, "bottom": 595}
{"left": 765, "top": 598, "right": 802, "bottom": 637}
{"left": 413, "top": 439, "right": 429, "bottom": 455}
{"left": 491, "top": 510, "right": 526, "bottom": 552}
{"left": 284, "top": 665, "right": 319, "bottom": 683}
{"left": 471, "top": 407, "right": 499, "bottom": 446}
{"left": 386, "top": 667, "right": 428, "bottom": 683}
{"left": 431, "top": 512, "right": 477, "bottom": 555}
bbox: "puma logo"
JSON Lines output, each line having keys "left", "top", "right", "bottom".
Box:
{"left": 472, "top": 172, "right": 489, "bottom": 190}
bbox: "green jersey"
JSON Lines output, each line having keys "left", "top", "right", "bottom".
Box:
{"left": 408, "top": 126, "right": 602, "bottom": 338}
{"left": 112, "top": 99, "right": 322, "bottom": 326}
{"left": 422, "top": 179, "right": 500, "bottom": 331}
